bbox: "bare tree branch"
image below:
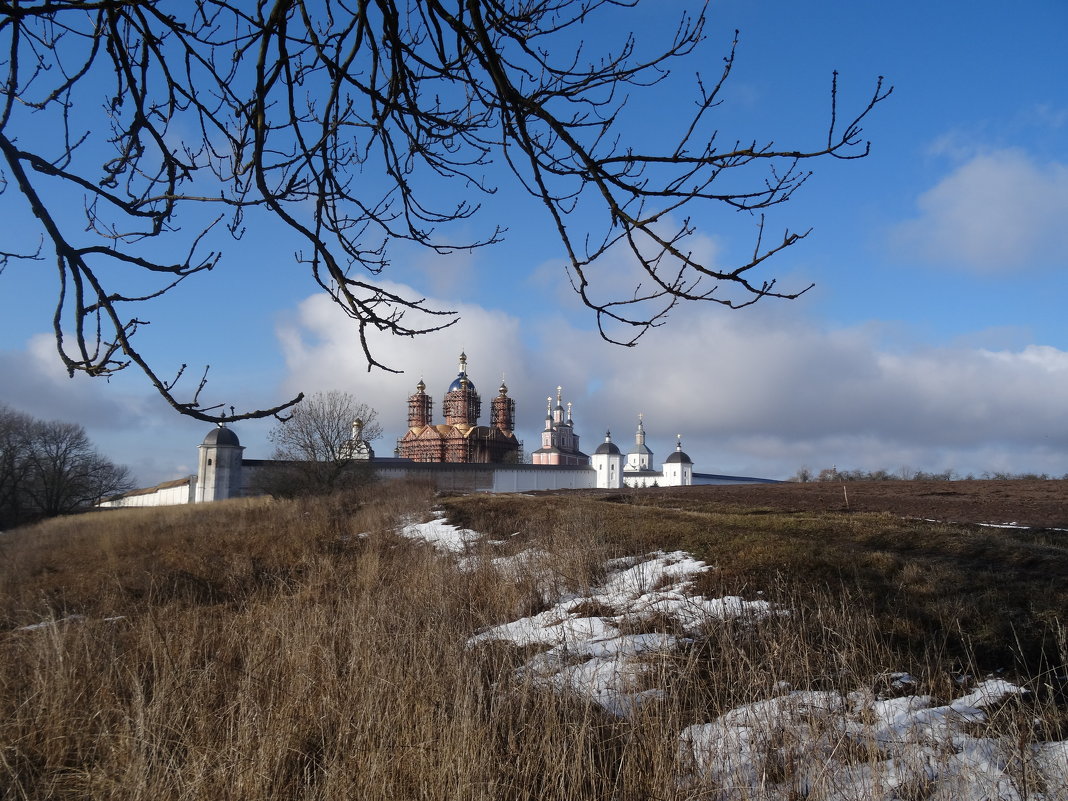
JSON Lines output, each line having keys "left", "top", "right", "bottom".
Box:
{"left": 0, "top": 1, "right": 890, "bottom": 419}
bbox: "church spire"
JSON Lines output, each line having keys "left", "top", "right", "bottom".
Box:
{"left": 458, "top": 351, "right": 469, "bottom": 388}
{"left": 553, "top": 386, "right": 565, "bottom": 425}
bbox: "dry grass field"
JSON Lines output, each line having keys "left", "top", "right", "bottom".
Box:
{"left": 445, "top": 482, "right": 1068, "bottom": 670}
{"left": 625, "top": 479, "right": 1068, "bottom": 529}
{"left": 1, "top": 479, "right": 1065, "bottom": 799}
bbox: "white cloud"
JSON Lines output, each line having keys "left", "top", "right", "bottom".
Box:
{"left": 276, "top": 283, "right": 536, "bottom": 447}
{"left": 0, "top": 334, "right": 210, "bottom": 486}
{"left": 893, "top": 148, "right": 1068, "bottom": 272}
{"left": 0, "top": 334, "right": 136, "bottom": 428}
{"left": 11, "top": 288, "right": 1068, "bottom": 488}
{"left": 275, "top": 288, "right": 1068, "bottom": 479}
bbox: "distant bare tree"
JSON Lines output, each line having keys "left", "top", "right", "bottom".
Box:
{"left": 21, "top": 420, "right": 133, "bottom": 516}
{"left": 256, "top": 391, "right": 380, "bottom": 497}
{"left": 0, "top": 1, "right": 889, "bottom": 421}
{"left": 0, "top": 405, "right": 32, "bottom": 527}
{"left": 0, "top": 404, "right": 133, "bottom": 526}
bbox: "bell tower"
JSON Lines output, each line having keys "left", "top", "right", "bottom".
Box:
{"left": 408, "top": 379, "right": 432, "bottom": 429}
{"left": 442, "top": 352, "right": 481, "bottom": 426}
{"left": 491, "top": 379, "right": 515, "bottom": 432}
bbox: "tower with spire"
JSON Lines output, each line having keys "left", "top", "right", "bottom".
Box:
{"left": 442, "top": 351, "right": 481, "bottom": 427}
{"left": 660, "top": 434, "right": 694, "bottom": 485}
{"left": 491, "top": 378, "right": 515, "bottom": 432}
{"left": 625, "top": 413, "right": 653, "bottom": 472}
{"left": 531, "top": 385, "right": 588, "bottom": 466}
{"left": 408, "top": 379, "right": 432, "bottom": 429}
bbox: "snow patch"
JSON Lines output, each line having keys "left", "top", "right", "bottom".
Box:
{"left": 398, "top": 514, "right": 481, "bottom": 555}
{"left": 678, "top": 680, "right": 1054, "bottom": 800}
{"left": 469, "top": 550, "right": 779, "bottom": 715}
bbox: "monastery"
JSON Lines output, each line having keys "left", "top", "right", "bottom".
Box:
{"left": 100, "top": 353, "right": 775, "bottom": 507}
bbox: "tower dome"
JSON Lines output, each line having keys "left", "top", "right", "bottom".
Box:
{"left": 202, "top": 424, "right": 240, "bottom": 447}
{"left": 447, "top": 351, "right": 476, "bottom": 393}
{"left": 448, "top": 374, "right": 476, "bottom": 392}
{"left": 664, "top": 435, "right": 692, "bottom": 464}
{"left": 594, "top": 431, "right": 621, "bottom": 455}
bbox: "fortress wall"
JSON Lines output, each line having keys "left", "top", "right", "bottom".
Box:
{"left": 373, "top": 461, "right": 596, "bottom": 492}
{"left": 99, "top": 478, "right": 196, "bottom": 508}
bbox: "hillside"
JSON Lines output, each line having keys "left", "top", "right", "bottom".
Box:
{"left": 1, "top": 480, "right": 1065, "bottom": 799}
{"left": 442, "top": 481, "right": 1068, "bottom": 672}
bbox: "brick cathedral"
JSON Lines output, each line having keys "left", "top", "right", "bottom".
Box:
{"left": 396, "top": 353, "right": 522, "bottom": 463}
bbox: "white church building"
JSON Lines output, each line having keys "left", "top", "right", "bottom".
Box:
{"left": 589, "top": 415, "right": 695, "bottom": 489}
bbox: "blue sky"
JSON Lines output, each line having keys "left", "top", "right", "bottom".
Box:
{"left": 2, "top": 1, "right": 1067, "bottom": 485}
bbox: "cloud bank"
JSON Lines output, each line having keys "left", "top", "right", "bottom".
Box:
{"left": 0, "top": 335, "right": 209, "bottom": 485}
{"left": 276, "top": 284, "right": 1068, "bottom": 479}
{"left": 893, "top": 148, "right": 1068, "bottom": 273}
{"left": 9, "top": 279, "right": 1066, "bottom": 486}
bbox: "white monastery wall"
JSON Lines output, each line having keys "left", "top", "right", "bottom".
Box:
{"left": 373, "top": 462, "right": 596, "bottom": 492}
{"left": 98, "top": 477, "right": 196, "bottom": 508}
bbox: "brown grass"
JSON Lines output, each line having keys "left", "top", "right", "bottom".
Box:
{"left": 443, "top": 492, "right": 1068, "bottom": 674}
{"left": 0, "top": 481, "right": 1064, "bottom": 799}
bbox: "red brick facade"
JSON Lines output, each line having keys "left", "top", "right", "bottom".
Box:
{"left": 396, "top": 354, "right": 521, "bottom": 464}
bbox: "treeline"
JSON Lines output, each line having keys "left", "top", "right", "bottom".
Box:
{"left": 792, "top": 467, "right": 1064, "bottom": 483}
{"left": 0, "top": 405, "right": 132, "bottom": 529}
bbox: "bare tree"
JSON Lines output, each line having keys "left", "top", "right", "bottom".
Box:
{"left": 0, "top": 405, "right": 33, "bottom": 527}
{"left": 0, "top": 1, "right": 890, "bottom": 422}
{"left": 21, "top": 419, "right": 133, "bottom": 515}
{"left": 256, "top": 391, "right": 380, "bottom": 497}
{"left": 0, "top": 404, "right": 133, "bottom": 526}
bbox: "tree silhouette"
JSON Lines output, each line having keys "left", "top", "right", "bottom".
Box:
{"left": 254, "top": 391, "right": 380, "bottom": 497}
{"left": 0, "top": 1, "right": 890, "bottom": 421}
{"left": 0, "top": 404, "right": 133, "bottom": 526}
